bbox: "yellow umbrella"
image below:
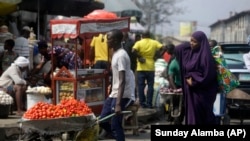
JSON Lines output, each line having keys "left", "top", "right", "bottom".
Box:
{"left": 0, "top": 0, "right": 22, "bottom": 16}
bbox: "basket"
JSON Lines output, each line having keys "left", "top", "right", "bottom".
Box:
{"left": 27, "top": 94, "right": 46, "bottom": 110}
{"left": 0, "top": 104, "right": 11, "bottom": 118}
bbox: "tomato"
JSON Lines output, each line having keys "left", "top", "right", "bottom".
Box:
{"left": 23, "top": 99, "right": 92, "bottom": 120}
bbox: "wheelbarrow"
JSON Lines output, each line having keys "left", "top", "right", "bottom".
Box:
{"left": 19, "top": 111, "right": 131, "bottom": 141}
{"left": 159, "top": 88, "right": 184, "bottom": 124}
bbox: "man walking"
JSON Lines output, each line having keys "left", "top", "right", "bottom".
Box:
{"left": 99, "top": 29, "right": 135, "bottom": 141}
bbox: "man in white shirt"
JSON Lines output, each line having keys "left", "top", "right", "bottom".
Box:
{"left": 0, "top": 56, "right": 29, "bottom": 116}
{"left": 99, "top": 29, "right": 135, "bottom": 141}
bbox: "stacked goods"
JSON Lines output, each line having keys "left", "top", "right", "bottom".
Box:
{"left": 26, "top": 86, "right": 52, "bottom": 94}
{"left": 60, "top": 82, "right": 74, "bottom": 91}
{"left": 59, "top": 92, "right": 74, "bottom": 101}
{"left": 59, "top": 82, "right": 74, "bottom": 101}
{"left": 23, "top": 99, "right": 92, "bottom": 120}
{"left": 0, "top": 91, "right": 13, "bottom": 105}
{"left": 0, "top": 91, "right": 13, "bottom": 118}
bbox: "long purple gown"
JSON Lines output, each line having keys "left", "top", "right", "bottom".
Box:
{"left": 175, "top": 31, "right": 218, "bottom": 125}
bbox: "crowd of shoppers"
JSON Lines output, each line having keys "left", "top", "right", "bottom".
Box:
{"left": 0, "top": 19, "right": 222, "bottom": 128}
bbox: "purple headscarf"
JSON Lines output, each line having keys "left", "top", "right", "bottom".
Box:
{"left": 184, "top": 31, "right": 216, "bottom": 87}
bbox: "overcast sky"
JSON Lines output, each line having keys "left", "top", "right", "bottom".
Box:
{"left": 161, "top": 0, "right": 250, "bottom": 37}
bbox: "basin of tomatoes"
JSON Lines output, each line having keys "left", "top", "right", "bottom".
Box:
{"left": 23, "top": 98, "right": 92, "bottom": 120}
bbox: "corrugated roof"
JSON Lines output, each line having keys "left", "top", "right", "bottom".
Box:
{"left": 210, "top": 10, "right": 250, "bottom": 27}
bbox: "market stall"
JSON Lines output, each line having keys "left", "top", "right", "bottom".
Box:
{"left": 49, "top": 10, "right": 130, "bottom": 115}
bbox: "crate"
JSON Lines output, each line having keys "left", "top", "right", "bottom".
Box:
{"left": 0, "top": 104, "right": 11, "bottom": 118}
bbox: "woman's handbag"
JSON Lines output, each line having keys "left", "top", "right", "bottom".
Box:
{"left": 212, "top": 46, "right": 240, "bottom": 94}
{"left": 213, "top": 52, "right": 240, "bottom": 94}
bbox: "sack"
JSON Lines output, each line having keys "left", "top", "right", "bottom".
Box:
{"left": 215, "top": 56, "right": 240, "bottom": 94}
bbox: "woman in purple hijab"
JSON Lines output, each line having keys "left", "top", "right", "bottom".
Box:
{"left": 175, "top": 31, "right": 218, "bottom": 125}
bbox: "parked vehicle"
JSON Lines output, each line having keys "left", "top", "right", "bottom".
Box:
{"left": 219, "top": 42, "right": 250, "bottom": 94}
{"left": 220, "top": 42, "right": 250, "bottom": 124}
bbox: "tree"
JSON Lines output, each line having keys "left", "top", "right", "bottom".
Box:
{"left": 132, "top": 0, "right": 184, "bottom": 34}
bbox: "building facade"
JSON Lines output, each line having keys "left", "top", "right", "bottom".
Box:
{"left": 210, "top": 10, "right": 250, "bottom": 43}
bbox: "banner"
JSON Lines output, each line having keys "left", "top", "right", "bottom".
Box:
{"left": 50, "top": 17, "right": 130, "bottom": 39}
{"left": 80, "top": 19, "right": 129, "bottom": 34}
{"left": 179, "top": 22, "right": 192, "bottom": 37}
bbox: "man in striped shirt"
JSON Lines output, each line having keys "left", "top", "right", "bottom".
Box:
{"left": 14, "top": 26, "right": 33, "bottom": 70}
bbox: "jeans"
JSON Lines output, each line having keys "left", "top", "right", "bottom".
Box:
{"left": 94, "top": 60, "right": 109, "bottom": 69}
{"left": 137, "top": 71, "right": 155, "bottom": 107}
{"left": 99, "top": 97, "right": 134, "bottom": 141}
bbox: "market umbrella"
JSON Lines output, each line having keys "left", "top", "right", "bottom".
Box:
{"left": 0, "top": 0, "right": 21, "bottom": 16}
{"left": 84, "top": 9, "right": 117, "bottom": 19}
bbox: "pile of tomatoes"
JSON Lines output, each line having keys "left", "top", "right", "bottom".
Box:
{"left": 23, "top": 98, "right": 92, "bottom": 120}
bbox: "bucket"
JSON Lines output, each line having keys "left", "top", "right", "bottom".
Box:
{"left": 0, "top": 104, "right": 10, "bottom": 118}
{"left": 27, "top": 94, "right": 46, "bottom": 110}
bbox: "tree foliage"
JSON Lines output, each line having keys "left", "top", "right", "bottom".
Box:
{"left": 132, "top": 0, "right": 184, "bottom": 34}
